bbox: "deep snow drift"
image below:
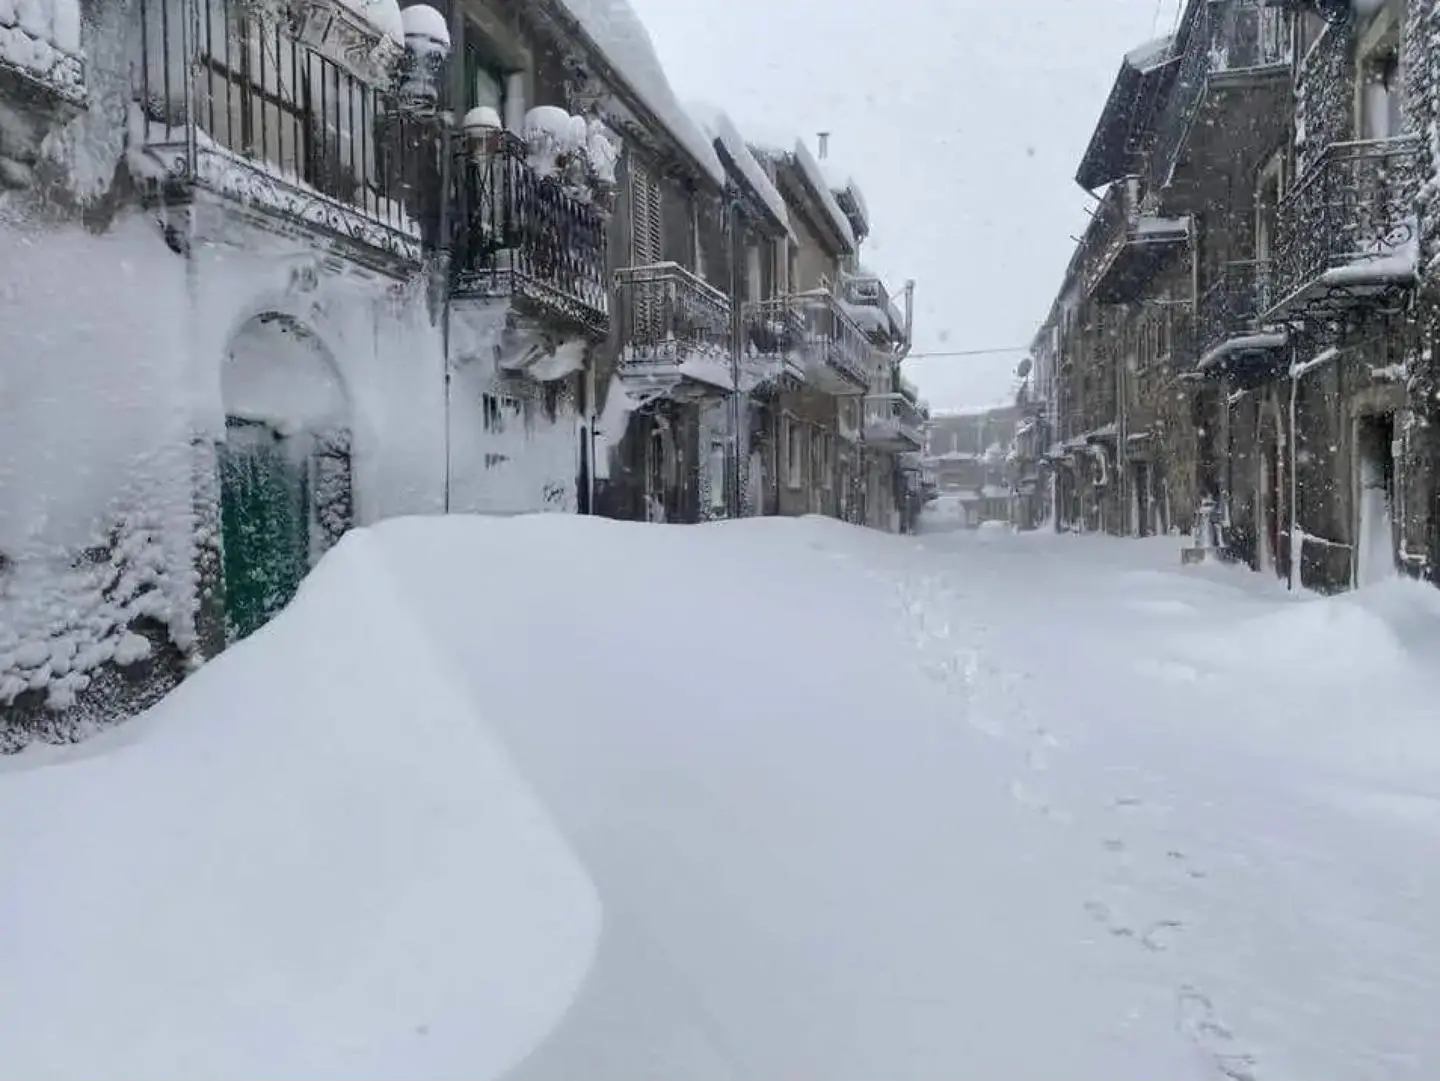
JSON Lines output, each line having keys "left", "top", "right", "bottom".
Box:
{"left": 5, "top": 512, "right": 1440, "bottom": 1080}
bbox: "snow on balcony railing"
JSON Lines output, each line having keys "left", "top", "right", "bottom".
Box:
{"left": 863, "top": 392, "right": 924, "bottom": 448}
{"left": 1085, "top": 178, "right": 1188, "bottom": 298}
{"left": 0, "top": 0, "right": 84, "bottom": 108}
{"left": 1196, "top": 258, "right": 1276, "bottom": 362}
{"left": 454, "top": 130, "right": 609, "bottom": 330}
{"left": 614, "top": 261, "right": 730, "bottom": 365}
{"left": 741, "top": 291, "right": 870, "bottom": 391}
{"left": 1270, "top": 136, "right": 1422, "bottom": 315}
{"left": 132, "top": 0, "right": 424, "bottom": 265}
{"left": 796, "top": 289, "right": 871, "bottom": 387}
{"left": 1150, "top": 0, "right": 1291, "bottom": 190}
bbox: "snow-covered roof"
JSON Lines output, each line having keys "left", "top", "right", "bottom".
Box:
{"left": 819, "top": 156, "right": 871, "bottom": 236}
{"left": 1124, "top": 33, "right": 1175, "bottom": 72}
{"left": 550, "top": 0, "right": 726, "bottom": 187}
{"left": 792, "top": 139, "right": 856, "bottom": 253}
{"left": 688, "top": 102, "right": 792, "bottom": 237}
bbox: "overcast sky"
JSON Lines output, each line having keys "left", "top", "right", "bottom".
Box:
{"left": 628, "top": 0, "right": 1184, "bottom": 410}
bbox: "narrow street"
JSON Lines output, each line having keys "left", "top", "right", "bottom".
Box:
{"left": 4, "top": 512, "right": 1437, "bottom": 1080}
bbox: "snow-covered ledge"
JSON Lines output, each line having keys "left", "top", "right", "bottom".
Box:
{"left": 0, "top": 0, "right": 86, "bottom": 111}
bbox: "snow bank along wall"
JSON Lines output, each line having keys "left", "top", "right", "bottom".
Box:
{"left": 0, "top": 0, "right": 588, "bottom": 743}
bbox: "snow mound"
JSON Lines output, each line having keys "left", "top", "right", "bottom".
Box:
{"left": 0, "top": 530, "right": 600, "bottom": 1081}
{"left": 1176, "top": 577, "right": 1440, "bottom": 681}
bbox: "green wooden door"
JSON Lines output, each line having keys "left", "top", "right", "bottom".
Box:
{"left": 219, "top": 420, "right": 311, "bottom": 642}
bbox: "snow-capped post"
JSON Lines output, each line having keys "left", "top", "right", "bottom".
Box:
{"left": 397, "top": 4, "right": 450, "bottom": 115}
{"left": 461, "top": 105, "right": 502, "bottom": 160}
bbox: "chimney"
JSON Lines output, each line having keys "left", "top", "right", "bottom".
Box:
{"left": 817, "top": 131, "right": 830, "bottom": 160}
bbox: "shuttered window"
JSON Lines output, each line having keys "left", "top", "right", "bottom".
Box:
{"left": 630, "top": 162, "right": 663, "bottom": 267}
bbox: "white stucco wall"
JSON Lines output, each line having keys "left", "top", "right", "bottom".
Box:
{"left": 0, "top": 209, "right": 454, "bottom": 712}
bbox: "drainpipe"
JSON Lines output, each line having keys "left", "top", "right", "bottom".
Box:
{"left": 438, "top": 0, "right": 464, "bottom": 516}
{"left": 726, "top": 193, "right": 747, "bottom": 519}
{"left": 1288, "top": 358, "right": 1299, "bottom": 590}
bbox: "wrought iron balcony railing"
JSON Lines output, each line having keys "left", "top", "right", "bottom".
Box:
{"left": 863, "top": 392, "right": 924, "bottom": 449}
{"left": 743, "top": 291, "right": 872, "bottom": 390}
{"left": 453, "top": 131, "right": 609, "bottom": 331}
{"left": 1086, "top": 179, "right": 1189, "bottom": 302}
{"left": 795, "top": 289, "right": 873, "bottom": 388}
{"left": 1197, "top": 259, "right": 1275, "bottom": 359}
{"left": 1269, "top": 136, "right": 1422, "bottom": 317}
{"left": 0, "top": 0, "right": 85, "bottom": 112}
{"left": 614, "top": 261, "right": 731, "bottom": 365}
{"left": 840, "top": 272, "right": 907, "bottom": 347}
{"left": 132, "top": 0, "right": 423, "bottom": 267}
{"left": 1150, "top": 0, "right": 1291, "bottom": 191}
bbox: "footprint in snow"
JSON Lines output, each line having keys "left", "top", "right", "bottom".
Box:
{"left": 1175, "top": 986, "right": 1258, "bottom": 1081}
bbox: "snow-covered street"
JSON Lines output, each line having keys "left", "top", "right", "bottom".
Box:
{"left": 4, "top": 511, "right": 1440, "bottom": 1080}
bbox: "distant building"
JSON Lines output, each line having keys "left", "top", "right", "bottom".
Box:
{"left": 923, "top": 405, "right": 1019, "bottom": 527}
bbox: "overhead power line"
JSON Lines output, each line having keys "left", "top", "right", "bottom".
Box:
{"left": 905, "top": 345, "right": 1029, "bottom": 360}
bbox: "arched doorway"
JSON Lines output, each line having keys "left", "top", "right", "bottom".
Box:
{"left": 218, "top": 313, "right": 352, "bottom": 641}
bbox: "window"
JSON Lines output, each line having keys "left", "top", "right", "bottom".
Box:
{"left": 746, "top": 243, "right": 763, "bottom": 303}
{"left": 466, "top": 41, "right": 507, "bottom": 118}
{"left": 630, "top": 161, "right": 663, "bottom": 267}
{"left": 709, "top": 440, "right": 726, "bottom": 512}
{"left": 783, "top": 414, "right": 804, "bottom": 488}
{"left": 1355, "top": 10, "right": 1402, "bottom": 140}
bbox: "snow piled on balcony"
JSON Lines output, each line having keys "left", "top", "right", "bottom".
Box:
{"left": 688, "top": 101, "right": 792, "bottom": 238}
{"left": 554, "top": 0, "right": 725, "bottom": 187}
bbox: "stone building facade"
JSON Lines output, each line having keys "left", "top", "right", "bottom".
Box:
{"left": 1023, "top": 0, "right": 1440, "bottom": 592}
{"left": 1, "top": 0, "right": 921, "bottom": 746}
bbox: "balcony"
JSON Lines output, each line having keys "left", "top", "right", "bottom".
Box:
{"left": 742, "top": 290, "right": 872, "bottom": 394}
{"left": 1149, "top": 0, "right": 1291, "bottom": 210}
{"left": 454, "top": 132, "right": 610, "bottom": 334}
{"left": 742, "top": 297, "right": 807, "bottom": 391}
{"left": 612, "top": 262, "right": 732, "bottom": 396}
{"left": 132, "top": 0, "right": 424, "bottom": 274}
{"left": 794, "top": 289, "right": 873, "bottom": 392}
{"left": 1086, "top": 179, "right": 1190, "bottom": 303}
{"left": 1268, "top": 137, "right": 1422, "bottom": 321}
{"left": 1195, "top": 260, "right": 1287, "bottom": 377}
{"left": 863, "top": 393, "right": 924, "bottom": 452}
{"left": 839, "top": 271, "right": 907, "bottom": 349}
{"left": 0, "top": 0, "right": 85, "bottom": 117}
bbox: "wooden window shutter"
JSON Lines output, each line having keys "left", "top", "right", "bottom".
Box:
{"left": 630, "top": 162, "right": 663, "bottom": 267}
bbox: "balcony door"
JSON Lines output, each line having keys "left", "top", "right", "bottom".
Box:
{"left": 1355, "top": 13, "right": 1402, "bottom": 142}
{"left": 1255, "top": 150, "right": 1284, "bottom": 308}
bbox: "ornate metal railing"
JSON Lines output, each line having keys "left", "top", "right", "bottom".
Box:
{"left": 795, "top": 289, "right": 873, "bottom": 386}
{"left": 863, "top": 393, "right": 924, "bottom": 447}
{"left": 613, "top": 262, "right": 730, "bottom": 362}
{"left": 743, "top": 296, "right": 806, "bottom": 355}
{"left": 0, "top": 2, "right": 85, "bottom": 111}
{"left": 1271, "top": 136, "right": 1422, "bottom": 311}
{"left": 133, "top": 0, "right": 423, "bottom": 265}
{"left": 453, "top": 131, "right": 609, "bottom": 330}
{"left": 1197, "top": 259, "right": 1272, "bottom": 357}
{"left": 1150, "top": 0, "right": 1291, "bottom": 191}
